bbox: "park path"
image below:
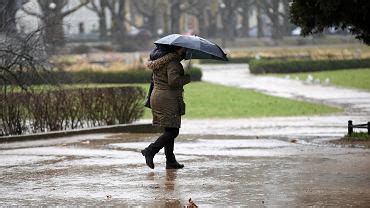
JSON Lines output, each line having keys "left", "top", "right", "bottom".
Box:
{"left": 198, "top": 64, "right": 370, "bottom": 115}
{"left": 176, "top": 64, "right": 370, "bottom": 139}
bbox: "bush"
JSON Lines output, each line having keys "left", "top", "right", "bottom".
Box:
{"left": 69, "top": 68, "right": 151, "bottom": 83}
{"left": 188, "top": 66, "right": 202, "bottom": 81}
{"left": 71, "top": 66, "right": 202, "bottom": 83}
{"left": 200, "top": 57, "right": 255, "bottom": 64}
{"left": 249, "top": 58, "right": 370, "bottom": 74}
{"left": 0, "top": 86, "right": 145, "bottom": 136}
{"left": 0, "top": 66, "right": 203, "bottom": 86}
{"left": 93, "top": 44, "right": 114, "bottom": 52}
{"left": 70, "top": 44, "right": 90, "bottom": 54}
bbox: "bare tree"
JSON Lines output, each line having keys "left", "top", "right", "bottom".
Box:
{"left": 168, "top": 0, "right": 182, "bottom": 34}
{"left": 281, "top": 0, "right": 294, "bottom": 36}
{"left": 86, "top": 0, "right": 109, "bottom": 39}
{"left": 0, "top": 26, "right": 50, "bottom": 91}
{"left": 255, "top": 0, "right": 265, "bottom": 38}
{"left": 219, "top": 0, "right": 240, "bottom": 44}
{"left": 185, "top": 0, "right": 212, "bottom": 36}
{"left": 22, "top": 0, "right": 89, "bottom": 54}
{"left": 237, "top": 0, "right": 253, "bottom": 37}
{"left": 205, "top": 0, "right": 219, "bottom": 38}
{"left": 260, "top": 0, "right": 284, "bottom": 39}
{"left": 105, "top": 0, "right": 127, "bottom": 43}
{"left": 131, "top": 0, "right": 162, "bottom": 36}
{"left": 0, "top": 0, "right": 24, "bottom": 34}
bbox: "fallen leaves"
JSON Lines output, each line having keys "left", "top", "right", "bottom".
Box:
{"left": 186, "top": 198, "right": 198, "bottom": 208}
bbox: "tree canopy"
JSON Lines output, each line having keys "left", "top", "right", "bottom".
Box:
{"left": 290, "top": 0, "right": 370, "bottom": 44}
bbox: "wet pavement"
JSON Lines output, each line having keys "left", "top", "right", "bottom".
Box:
{"left": 1, "top": 133, "right": 370, "bottom": 207}
{"left": 1, "top": 64, "right": 370, "bottom": 206}
{"left": 198, "top": 64, "right": 370, "bottom": 115}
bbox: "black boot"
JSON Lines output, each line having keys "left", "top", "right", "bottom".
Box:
{"left": 141, "top": 148, "right": 154, "bottom": 169}
{"left": 164, "top": 133, "right": 183, "bottom": 169}
{"left": 166, "top": 154, "right": 184, "bottom": 169}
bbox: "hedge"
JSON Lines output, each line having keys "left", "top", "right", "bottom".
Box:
{"left": 66, "top": 66, "right": 201, "bottom": 83}
{"left": 249, "top": 58, "right": 370, "bottom": 74}
{"left": 200, "top": 57, "right": 254, "bottom": 64}
{"left": 0, "top": 67, "right": 203, "bottom": 86}
{"left": 0, "top": 87, "right": 145, "bottom": 136}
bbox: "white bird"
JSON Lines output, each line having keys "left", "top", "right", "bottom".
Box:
{"left": 305, "top": 74, "right": 313, "bottom": 84}
{"left": 323, "top": 78, "right": 331, "bottom": 85}
{"left": 255, "top": 53, "right": 261, "bottom": 60}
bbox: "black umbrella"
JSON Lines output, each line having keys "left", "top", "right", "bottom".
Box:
{"left": 154, "top": 34, "right": 228, "bottom": 61}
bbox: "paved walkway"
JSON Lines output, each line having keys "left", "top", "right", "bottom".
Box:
{"left": 2, "top": 133, "right": 370, "bottom": 206}
{"left": 198, "top": 64, "right": 370, "bottom": 115}
{"left": 176, "top": 64, "right": 370, "bottom": 139}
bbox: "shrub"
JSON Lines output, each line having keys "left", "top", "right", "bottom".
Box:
{"left": 188, "top": 66, "right": 202, "bottom": 81}
{"left": 249, "top": 58, "right": 370, "bottom": 74}
{"left": 200, "top": 57, "right": 255, "bottom": 64}
{"left": 0, "top": 66, "right": 203, "bottom": 86}
{"left": 59, "top": 66, "right": 202, "bottom": 84}
{"left": 69, "top": 68, "right": 152, "bottom": 83}
{"left": 93, "top": 44, "right": 114, "bottom": 52}
{"left": 71, "top": 44, "right": 90, "bottom": 54}
{"left": 0, "top": 86, "right": 145, "bottom": 136}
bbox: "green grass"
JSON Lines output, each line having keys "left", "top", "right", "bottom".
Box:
{"left": 138, "top": 82, "right": 340, "bottom": 119}
{"left": 277, "top": 68, "right": 370, "bottom": 91}
{"left": 342, "top": 132, "right": 370, "bottom": 141}
{"left": 3, "top": 82, "right": 341, "bottom": 119}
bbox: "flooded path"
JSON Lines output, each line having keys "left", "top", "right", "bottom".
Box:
{"left": 1, "top": 133, "right": 370, "bottom": 206}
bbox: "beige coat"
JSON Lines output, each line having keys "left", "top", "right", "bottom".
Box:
{"left": 146, "top": 52, "right": 191, "bottom": 128}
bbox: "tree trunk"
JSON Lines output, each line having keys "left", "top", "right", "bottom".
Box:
{"left": 110, "top": 0, "right": 127, "bottom": 44}
{"left": 271, "top": 0, "right": 281, "bottom": 40}
{"left": 241, "top": 8, "right": 250, "bottom": 37}
{"left": 147, "top": 11, "right": 157, "bottom": 37}
{"left": 206, "top": 10, "right": 217, "bottom": 37}
{"left": 282, "top": 0, "right": 292, "bottom": 36}
{"left": 197, "top": 12, "right": 206, "bottom": 36}
{"left": 256, "top": 2, "right": 264, "bottom": 38}
{"left": 170, "top": 0, "right": 181, "bottom": 34}
{"left": 44, "top": 14, "right": 65, "bottom": 53}
{"left": 98, "top": 14, "right": 107, "bottom": 39}
{"left": 221, "top": 1, "right": 237, "bottom": 42}
{"left": 163, "top": 9, "right": 169, "bottom": 34}
{"left": 0, "top": 0, "right": 19, "bottom": 34}
{"left": 98, "top": 0, "right": 108, "bottom": 39}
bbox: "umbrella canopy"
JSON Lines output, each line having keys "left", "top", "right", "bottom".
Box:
{"left": 154, "top": 34, "right": 228, "bottom": 61}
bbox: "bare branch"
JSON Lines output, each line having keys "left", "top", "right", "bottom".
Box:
{"left": 62, "top": 0, "right": 90, "bottom": 17}
{"left": 21, "top": 7, "right": 42, "bottom": 18}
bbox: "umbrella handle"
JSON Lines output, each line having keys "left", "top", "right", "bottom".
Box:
{"left": 185, "top": 50, "right": 193, "bottom": 72}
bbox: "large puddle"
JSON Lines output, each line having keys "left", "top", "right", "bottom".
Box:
{"left": 1, "top": 133, "right": 370, "bottom": 206}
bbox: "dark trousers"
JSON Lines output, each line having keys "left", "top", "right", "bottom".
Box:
{"left": 146, "top": 127, "right": 179, "bottom": 162}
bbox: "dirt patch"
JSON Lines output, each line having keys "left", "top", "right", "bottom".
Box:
{"left": 330, "top": 139, "right": 370, "bottom": 148}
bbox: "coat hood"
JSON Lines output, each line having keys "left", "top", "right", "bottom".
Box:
{"left": 146, "top": 52, "right": 181, "bottom": 71}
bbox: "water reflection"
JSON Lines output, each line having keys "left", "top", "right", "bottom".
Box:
{"left": 164, "top": 199, "right": 181, "bottom": 208}
{"left": 146, "top": 171, "right": 156, "bottom": 181}
{"left": 165, "top": 169, "right": 178, "bottom": 191}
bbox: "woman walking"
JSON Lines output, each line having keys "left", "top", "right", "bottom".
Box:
{"left": 141, "top": 44, "right": 191, "bottom": 170}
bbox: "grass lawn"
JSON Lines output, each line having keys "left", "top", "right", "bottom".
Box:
{"left": 331, "top": 132, "right": 370, "bottom": 148}
{"left": 5, "top": 82, "right": 341, "bottom": 119}
{"left": 276, "top": 68, "right": 370, "bottom": 91}
{"left": 136, "top": 82, "right": 341, "bottom": 119}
